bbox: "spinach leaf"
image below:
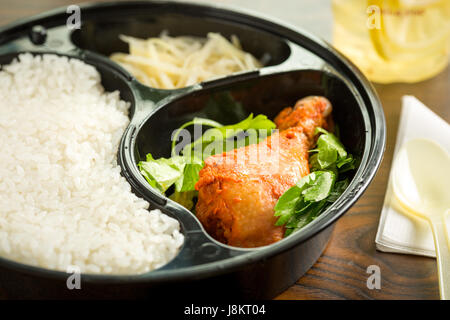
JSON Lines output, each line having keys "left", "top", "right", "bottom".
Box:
{"left": 336, "top": 154, "right": 358, "bottom": 173}
{"left": 275, "top": 127, "right": 357, "bottom": 237}
{"left": 299, "top": 171, "right": 336, "bottom": 202}
{"left": 327, "top": 178, "right": 349, "bottom": 203}
{"left": 274, "top": 170, "right": 335, "bottom": 232}
{"left": 310, "top": 127, "right": 348, "bottom": 170}
{"left": 286, "top": 200, "right": 327, "bottom": 229}
{"left": 274, "top": 185, "right": 303, "bottom": 226}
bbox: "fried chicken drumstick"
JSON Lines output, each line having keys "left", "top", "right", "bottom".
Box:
{"left": 195, "top": 96, "right": 333, "bottom": 247}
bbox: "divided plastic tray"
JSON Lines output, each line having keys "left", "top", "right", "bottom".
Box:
{"left": 0, "top": 1, "right": 385, "bottom": 299}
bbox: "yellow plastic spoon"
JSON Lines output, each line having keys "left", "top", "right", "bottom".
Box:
{"left": 392, "top": 138, "right": 450, "bottom": 300}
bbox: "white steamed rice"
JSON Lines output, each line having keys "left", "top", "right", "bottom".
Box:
{"left": 0, "top": 53, "right": 184, "bottom": 274}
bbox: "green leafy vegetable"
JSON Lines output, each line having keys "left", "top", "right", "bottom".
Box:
{"left": 327, "top": 178, "right": 349, "bottom": 203}
{"left": 137, "top": 154, "right": 186, "bottom": 193}
{"left": 275, "top": 127, "right": 356, "bottom": 237}
{"left": 140, "top": 113, "right": 276, "bottom": 210}
{"left": 284, "top": 199, "right": 328, "bottom": 237}
{"left": 176, "top": 160, "right": 204, "bottom": 192}
{"left": 336, "top": 154, "right": 357, "bottom": 173}
{"left": 301, "top": 171, "right": 336, "bottom": 202}
{"left": 274, "top": 185, "right": 304, "bottom": 226}
{"left": 169, "top": 190, "right": 198, "bottom": 211}
{"left": 172, "top": 113, "right": 276, "bottom": 161}
{"left": 139, "top": 149, "right": 202, "bottom": 184}
{"left": 171, "top": 117, "right": 223, "bottom": 154}
{"left": 274, "top": 171, "right": 336, "bottom": 227}
{"left": 309, "top": 127, "right": 348, "bottom": 169}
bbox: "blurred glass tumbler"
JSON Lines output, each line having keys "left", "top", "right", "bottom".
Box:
{"left": 332, "top": 0, "right": 450, "bottom": 83}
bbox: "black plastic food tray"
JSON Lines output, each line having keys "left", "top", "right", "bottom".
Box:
{"left": 0, "top": 1, "right": 385, "bottom": 299}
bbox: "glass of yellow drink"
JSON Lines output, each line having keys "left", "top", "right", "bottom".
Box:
{"left": 332, "top": 0, "right": 450, "bottom": 83}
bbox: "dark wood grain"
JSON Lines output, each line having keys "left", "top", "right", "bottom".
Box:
{"left": 0, "top": 0, "right": 448, "bottom": 300}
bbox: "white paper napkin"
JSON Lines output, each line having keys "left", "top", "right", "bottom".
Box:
{"left": 375, "top": 95, "right": 450, "bottom": 257}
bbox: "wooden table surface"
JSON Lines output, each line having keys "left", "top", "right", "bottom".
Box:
{"left": 0, "top": 0, "right": 449, "bottom": 300}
